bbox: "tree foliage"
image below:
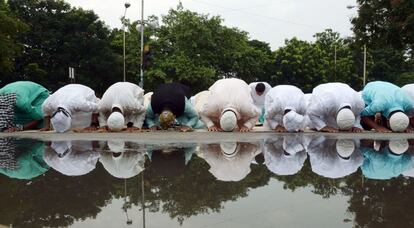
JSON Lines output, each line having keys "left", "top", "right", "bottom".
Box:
{"left": 0, "top": 0, "right": 27, "bottom": 76}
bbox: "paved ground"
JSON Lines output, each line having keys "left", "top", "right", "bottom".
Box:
{"left": 2, "top": 128, "right": 414, "bottom": 143}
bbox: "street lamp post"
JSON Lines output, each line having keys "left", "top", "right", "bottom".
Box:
{"left": 137, "top": 0, "right": 158, "bottom": 89}
{"left": 139, "top": 0, "right": 145, "bottom": 88}
{"left": 123, "top": 2, "right": 131, "bottom": 82}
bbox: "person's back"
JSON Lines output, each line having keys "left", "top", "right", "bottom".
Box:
{"left": 0, "top": 81, "right": 49, "bottom": 129}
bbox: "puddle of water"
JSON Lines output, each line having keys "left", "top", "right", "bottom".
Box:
{"left": 1, "top": 135, "right": 414, "bottom": 227}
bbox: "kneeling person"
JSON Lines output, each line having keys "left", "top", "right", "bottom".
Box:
{"left": 361, "top": 81, "right": 414, "bottom": 132}
{"left": 145, "top": 83, "right": 204, "bottom": 131}
{"left": 200, "top": 78, "right": 260, "bottom": 132}
{"left": 0, "top": 81, "right": 49, "bottom": 132}
{"left": 41, "top": 84, "right": 99, "bottom": 132}
{"left": 307, "top": 83, "right": 364, "bottom": 133}
{"left": 98, "top": 82, "right": 145, "bottom": 132}
{"left": 265, "top": 85, "right": 306, "bottom": 132}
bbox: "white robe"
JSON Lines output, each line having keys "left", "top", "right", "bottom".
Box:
{"left": 264, "top": 85, "right": 306, "bottom": 130}
{"left": 307, "top": 83, "right": 364, "bottom": 130}
{"left": 192, "top": 90, "right": 211, "bottom": 114}
{"left": 200, "top": 78, "right": 260, "bottom": 129}
{"left": 98, "top": 82, "right": 146, "bottom": 128}
{"left": 42, "top": 84, "right": 99, "bottom": 128}
{"left": 249, "top": 82, "right": 272, "bottom": 108}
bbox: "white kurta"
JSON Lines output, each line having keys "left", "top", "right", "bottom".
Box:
{"left": 192, "top": 90, "right": 211, "bottom": 114}
{"left": 43, "top": 141, "right": 100, "bottom": 176}
{"left": 42, "top": 84, "right": 99, "bottom": 128}
{"left": 198, "top": 142, "right": 262, "bottom": 181}
{"left": 307, "top": 136, "right": 363, "bottom": 179}
{"left": 98, "top": 82, "right": 146, "bottom": 128}
{"left": 200, "top": 78, "right": 260, "bottom": 129}
{"left": 249, "top": 82, "right": 272, "bottom": 108}
{"left": 264, "top": 136, "right": 308, "bottom": 175}
{"left": 264, "top": 85, "right": 306, "bottom": 130}
{"left": 307, "top": 83, "right": 365, "bottom": 130}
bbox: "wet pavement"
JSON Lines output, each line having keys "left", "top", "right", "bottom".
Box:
{"left": 1, "top": 134, "right": 414, "bottom": 227}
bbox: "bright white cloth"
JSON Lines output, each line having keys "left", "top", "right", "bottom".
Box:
{"left": 98, "top": 82, "right": 145, "bottom": 128}
{"left": 264, "top": 85, "right": 306, "bottom": 130}
{"left": 192, "top": 90, "right": 211, "bottom": 114}
{"left": 143, "top": 92, "right": 153, "bottom": 110}
{"left": 200, "top": 78, "right": 260, "bottom": 129}
{"left": 99, "top": 150, "right": 145, "bottom": 179}
{"left": 249, "top": 82, "right": 272, "bottom": 108}
{"left": 197, "top": 142, "right": 262, "bottom": 181}
{"left": 264, "top": 136, "right": 308, "bottom": 175}
{"left": 42, "top": 84, "right": 99, "bottom": 129}
{"left": 43, "top": 141, "right": 100, "bottom": 176}
{"left": 307, "top": 136, "right": 363, "bottom": 179}
{"left": 307, "top": 83, "right": 365, "bottom": 131}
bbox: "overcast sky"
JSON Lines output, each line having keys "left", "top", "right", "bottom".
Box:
{"left": 65, "top": 0, "right": 358, "bottom": 50}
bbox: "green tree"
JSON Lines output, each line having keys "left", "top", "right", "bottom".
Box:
{"left": 273, "top": 38, "right": 327, "bottom": 93}
{"left": 0, "top": 0, "right": 27, "bottom": 77}
{"left": 7, "top": 0, "right": 121, "bottom": 94}
{"left": 351, "top": 0, "right": 414, "bottom": 51}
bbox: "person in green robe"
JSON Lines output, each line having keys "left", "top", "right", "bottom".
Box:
{"left": 0, "top": 81, "right": 49, "bottom": 132}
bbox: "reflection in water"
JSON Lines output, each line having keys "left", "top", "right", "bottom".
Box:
{"left": 2, "top": 136, "right": 414, "bottom": 227}
{"left": 308, "top": 136, "right": 363, "bottom": 179}
{"left": 361, "top": 139, "right": 411, "bottom": 180}
{"left": 44, "top": 141, "right": 99, "bottom": 176}
{"left": 264, "top": 135, "right": 308, "bottom": 175}
{"left": 197, "top": 142, "right": 262, "bottom": 181}
{"left": 0, "top": 138, "right": 48, "bottom": 180}
{"left": 99, "top": 140, "right": 147, "bottom": 179}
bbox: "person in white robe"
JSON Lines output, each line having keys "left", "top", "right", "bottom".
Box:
{"left": 41, "top": 84, "right": 99, "bottom": 132}
{"left": 264, "top": 85, "right": 307, "bottom": 132}
{"left": 249, "top": 82, "right": 272, "bottom": 124}
{"left": 200, "top": 78, "right": 260, "bottom": 132}
{"left": 307, "top": 83, "right": 365, "bottom": 133}
{"left": 98, "top": 82, "right": 145, "bottom": 132}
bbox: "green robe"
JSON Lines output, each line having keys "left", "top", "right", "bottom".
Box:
{"left": 0, "top": 81, "right": 49, "bottom": 127}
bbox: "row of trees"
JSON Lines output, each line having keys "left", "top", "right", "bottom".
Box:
{"left": 0, "top": 0, "right": 413, "bottom": 94}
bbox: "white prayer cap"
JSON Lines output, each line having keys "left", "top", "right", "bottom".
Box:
{"left": 51, "top": 141, "right": 72, "bottom": 156}
{"left": 389, "top": 139, "right": 409, "bottom": 155}
{"left": 336, "top": 108, "right": 355, "bottom": 130}
{"left": 107, "top": 112, "right": 125, "bottom": 131}
{"left": 220, "top": 142, "right": 238, "bottom": 157}
{"left": 389, "top": 112, "right": 409, "bottom": 132}
{"left": 220, "top": 109, "right": 237, "bottom": 132}
{"left": 283, "top": 111, "right": 305, "bottom": 132}
{"left": 336, "top": 139, "right": 355, "bottom": 159}
{"left": 108, "top": 140, "right": 125, "bottom": 153}
{"left": 51, "top": 110, "right": 72, "bottom": 133}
